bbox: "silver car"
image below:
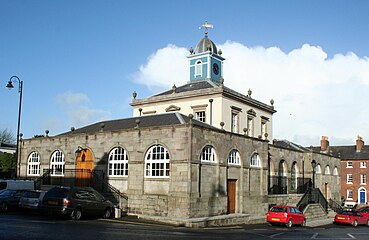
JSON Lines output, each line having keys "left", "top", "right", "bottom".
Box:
{"left": 19, "top": 190, "right": 46, "bottom": 211}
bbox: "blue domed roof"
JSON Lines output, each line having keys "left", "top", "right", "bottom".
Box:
{"left": 194, "top": 36, "right": 217, "bottom": 54}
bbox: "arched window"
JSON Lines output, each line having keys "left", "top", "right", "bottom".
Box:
{"left": 250, "top": 153, "right": 260, "bottom": 167}
{"left": 50, "top": 150, "right": 65, "bottom": 176}
{"left": 195, "top": 60, "right": 202, "bottom": 76}
{"left": 291, "top": 162, "right": 298, "bottom": 192}
{"left": 333, "top": 167, "right": 338, "bottom": 176}
{"left": 200, "top": 145, "right": 216, "bottom": 162}
{"left": 278, "top": 160, "right": 287, "bottom": 194}
{"left": 324, "top": 165, "right": 331, "bottom": 175}
{"left": 145, "top": 145, "right": 170, "bottom": 177}
{"left": 108, "top": 147, "right": 128, "bottom": 176}
{"left": 27, "top": 151, "right": 40, "bottom": 176}
{"left": 227, "top": 149, "right": 240, "bottom": 165}
{"left": 316, "top": 164, "right": 322, "bottom": 174}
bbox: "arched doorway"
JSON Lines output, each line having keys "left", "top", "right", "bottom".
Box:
{"left": 278, "top": 160, "right": 287, "bottom": 194}
{"left": 75, "top": 148, "right": 94, "bottom": 187}
{"left": 359, "top": 188, "right": 366, "bottom": 204}
{"left": 291, "top": 162, "right": 298, "bottom": 193}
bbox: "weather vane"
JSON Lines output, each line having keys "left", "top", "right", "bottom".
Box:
{"left": 199, "top": 21, "right": 214, "bottom": 37}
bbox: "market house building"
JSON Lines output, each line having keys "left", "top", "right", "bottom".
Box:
{"left": 17, "top": 29, "right": 341, "bottom": 226}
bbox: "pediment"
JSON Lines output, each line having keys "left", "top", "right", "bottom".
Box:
{"left": 247, "top": 109, "right": 256, "bottom": 116}
{"left": 165, "top": 105, "right": 181, "bottom": 112}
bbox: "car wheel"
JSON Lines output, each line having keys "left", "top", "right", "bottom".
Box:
{"left": 301, "top": 219, "right": 306, "bottom": 227}
{"left": 71, "top": 208, "right": 82, "bottom": 220}
{"left": 353, "top": 220, "right": 358, "bottom": 227}
{"left": 103, "top": 208, "right": 111, "bottom": 219}
{"left": 0, "top": 202, "right": 8, "bottom": 212}
{"left": 286, "top": 219, "right": 293, "bottom": 228}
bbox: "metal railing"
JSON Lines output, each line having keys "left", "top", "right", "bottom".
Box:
{"left": 329, "top": 198, "right": 343, "bottom": 213}
{"left": 268, "top": 176, "right": 311, "bottom": 195}
{"left": 297, "top": 187, "right": 328, "bottom": 213}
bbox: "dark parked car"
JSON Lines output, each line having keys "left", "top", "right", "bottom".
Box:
{"left": 41, "top": 186, "right": 114, "bottom": 220}
{"left": 0, "top": 189, "right": 27, "bottom": 212}
{"left": 19, "top": 190, "right": 46, "bottom": 212}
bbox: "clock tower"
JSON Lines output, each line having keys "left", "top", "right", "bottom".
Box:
{"left": 187, "top": 22, "right": 225, "bottom": 83}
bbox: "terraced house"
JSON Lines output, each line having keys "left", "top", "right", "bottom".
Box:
{"left": 18, "top": 29, "right": 341, "bottom": 225}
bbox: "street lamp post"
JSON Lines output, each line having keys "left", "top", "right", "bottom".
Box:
{"left": 311, "top": 160, "right": 316, "bottom": 189}
{"left": 6, "top": 76, "right": 23, "bottom": 178}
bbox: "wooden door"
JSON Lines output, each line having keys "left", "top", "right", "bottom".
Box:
{"left": 75, "top": 149, "right": 94, "bottom": 187}
{"left": 227, "top": 179, "right": 237, "bottom": 214}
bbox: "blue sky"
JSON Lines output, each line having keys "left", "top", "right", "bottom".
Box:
{"left": 1, "top": 0, "right": 369, "bottom": 146}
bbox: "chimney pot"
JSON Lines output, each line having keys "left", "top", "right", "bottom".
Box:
{"left": 320, "top": 136, "right": 329, "bottom": 152}
{"left": 356, "top": 135, "right": 364, "bottom": 152}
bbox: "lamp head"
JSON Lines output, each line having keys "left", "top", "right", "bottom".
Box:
{"left": 6, "top": 80, "right": 14, "bottom": 89}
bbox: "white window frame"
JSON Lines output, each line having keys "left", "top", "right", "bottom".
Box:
{"left": 347, "top": 161, "right": 353, "bottom": 168}
{"left": 250, "top": 153, "right": 261, "bottom": 167}
{"left": 347, "top": 189, "right": 353, "bottom": 200}
{"left": 145, "top": 145, "right": 170, "bottom": 178}
{"left": 227, "top": 149, "right": 240, "bottom": 165}
{"left": 361, "top": 174, "right": 367, "bottom": 185}
{"left": 27, "top": 151, "right": 40, "bottom": 176}
{"left": 361, "top": 162, "right": 367, "bottom": 168}
{"left": 195, "top": 111, "right": 206, "bottom": 123}
{"left": 50, "top": 150, "right": 65, "bottom": 176}
{"left": 347, "top": 174, "right": 353, "bottom": 184}
{"left": 247, "top": 116, "right": 254, "bottom": 137}
{"left": 231, "top": 111, "right": 239, "bottom": 133}
{"left": 195, "top": 61, "right": 202, "bottom": 76}
{"left": 200, "top": 145, "right": 216, "bottom": 162}
{"left": 315, "top": 164, "right": 322, "bottom": 174}
{"left": 324, "top": 166, "right": 330, "bottom": 175}
{"left": 108, "top": 147, "right": 128, "bottom": 177}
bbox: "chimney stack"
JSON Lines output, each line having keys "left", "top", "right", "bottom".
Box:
{"left": 320, "top": 136, "right": 329, "bottom": 152}
{"left": 356, "top": 135, "right": 364, "bottom": 152}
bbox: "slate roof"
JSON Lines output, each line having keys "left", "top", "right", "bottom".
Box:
{"left": 152, "top": 80, "right": 276, "bottom": 114}
{"left": 154, "top": 80, "right": 218, "bottom": 96}
{"left": 0, "top": 142, "right": 16, "bottom": 149}
{"left": 312, "top": 145, "right": 369, "bottom": 160}
{"left": 57, "top": 112, "right": 217, "bottom": 136}
{"left": 272, "top": 139, "right": 311, "bottom": 152}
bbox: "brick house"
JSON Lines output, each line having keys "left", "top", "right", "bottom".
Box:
{"left": 315, "top": 136, "right": 369, "bottom": 207}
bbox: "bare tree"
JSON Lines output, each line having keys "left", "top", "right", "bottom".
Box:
{"left": 0, "top": 128, "right": 15, "bottom": 144}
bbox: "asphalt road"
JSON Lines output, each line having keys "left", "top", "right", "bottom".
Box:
{"left": 1, "top": 212, "right": 369, "bottom": 240}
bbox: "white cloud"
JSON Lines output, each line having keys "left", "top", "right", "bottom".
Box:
{"left": 133, "top": 44, "right": 188, "bottom": 91}
{"left": 132, "top": 41, "right": 369, "bottom": 146}
{"left": 56, "top": 92, "right": 111, "bottom": 129}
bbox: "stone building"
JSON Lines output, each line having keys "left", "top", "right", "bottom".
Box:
{"left": 17, "top": 29, "right": 341, "bottom": 224}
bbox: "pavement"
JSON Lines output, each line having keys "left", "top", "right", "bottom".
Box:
{"left": 105, "top": 214, "right": 334, "bottom": 228}
{"left": 305, "top": 217, "right": 334, "bottom": 228}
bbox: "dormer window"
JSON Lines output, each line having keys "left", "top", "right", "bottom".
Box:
{"left": 195, "top": 61, "right": 202, "bottom": 76}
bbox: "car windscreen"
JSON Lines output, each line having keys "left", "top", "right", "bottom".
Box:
{"left": 45, "top": 188, "right": 69, "bottom": 198}
{"left": 24, "top": 191, "right": 41, "bottom": 198}
{"left": 0, "top": 190, "right": 15, "bottom": 196}
{"left": 270, "top": 207, "right": 287, "bottom": 212}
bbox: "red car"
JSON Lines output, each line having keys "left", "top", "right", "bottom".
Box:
{"left": 356, "top": 206, "right": 369, "bottom": 218}
{"left": 333, "top": 211, "right": 369, "bottom": 227}
{"left": 267, "top": 206, "right": 306, "bottom": 227}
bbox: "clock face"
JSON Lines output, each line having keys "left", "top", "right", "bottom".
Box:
{"left": 213, "top": 63, "right": 219, "bottom": 75}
